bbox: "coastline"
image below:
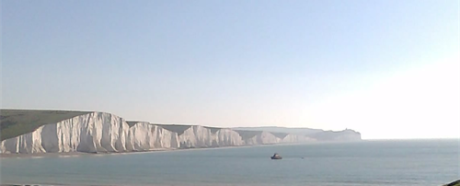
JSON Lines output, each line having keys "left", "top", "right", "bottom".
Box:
{"left": 0, "top": 148, "right": 175, "bottom": 159}
{"left": 0, "top": 141, "right": 321, "bottom": 159}
{"left": 1, "top": 140, "right": 456, "bottom": 186}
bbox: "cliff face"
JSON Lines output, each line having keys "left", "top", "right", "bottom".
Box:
{"left": 309, "top": 129, "right": 362, "bottom": 141}
{"left": 0, "top": 112, "right": 313, "bottom": 154}
{"left": 234, "top": 127, "right": 362, "bottom": 142}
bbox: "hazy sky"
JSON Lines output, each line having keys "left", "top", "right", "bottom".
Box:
{"left": 2, "top": 0, "right": 459, "bottom": 139}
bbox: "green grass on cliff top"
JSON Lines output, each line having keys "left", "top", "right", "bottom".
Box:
{"left": 444, "top": 180, "right": 460, "bottom": 186}
{"left": 234, "top": 130, "right": 263, "bottom": 140}
{"left": 0, "top": 109, "right": 89, "bottom": 141}
{"left": 126, "top": 122, "right": 223, "bottom": 135}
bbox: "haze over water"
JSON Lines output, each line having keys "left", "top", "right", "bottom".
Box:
{"left": 2, "top": 0, "right": 459, "bottom": 139}
{"left": 1, "top": 139, "right": 458, "bottom": 186}
{"left": 2, "top": 0, "right": 459, "bottom": 185}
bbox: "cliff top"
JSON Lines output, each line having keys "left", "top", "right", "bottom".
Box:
{"left": 0, "top": 109, "right": 361, "bottom": 142}
{"left": 234, "top": 130, "right": 263, "bottom": 140}
{"left": 156, "top": 124, "right": 193, "bottom": 135}
{"left": 0, "top": 109, "right": 90, "bottom": 141}
{"left": 444, "top": 180, "right": 460, "bottom": 186}
{"left": 126, "top": 121, "right": 224, "bottom": 135}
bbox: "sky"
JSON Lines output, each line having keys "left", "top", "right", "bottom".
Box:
{"left": 1, "top": 0, "right": 459, "bottom": 139}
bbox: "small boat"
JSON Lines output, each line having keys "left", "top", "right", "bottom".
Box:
{"left": 271, "top": 153, "right": 282, "bottom": 160}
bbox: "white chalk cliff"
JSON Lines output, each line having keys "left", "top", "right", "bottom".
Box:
{"left": 0, "top": 112, "right": 313, "bottom": 154}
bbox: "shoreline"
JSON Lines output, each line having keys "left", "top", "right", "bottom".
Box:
{"left": 1, "top": 140, "right": 457, "bottom": 186}
{"left": 1, "top": 138, "right": 454, "bottom": 158}
{"left": 0, "top": 148, "right": 183, "bottom": 159}
{"left": 2, "top": 138, "right": 455, "bottom": 158}
{"left": 0, "top": 141, "right": 324, "bottom": 159}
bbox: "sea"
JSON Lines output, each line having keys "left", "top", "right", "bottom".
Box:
{"left": 0, "top": 139, "right": 458, "bottom": 186}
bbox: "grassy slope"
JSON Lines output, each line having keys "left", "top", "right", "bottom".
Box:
{"left": 234, "top": 130, "right": 263, "bottom": 140}
{"left": 271, "top": 132, "right": 288, "bottom": 139}
{"left": 155, "top": 124, "right": 193, "bottom": 135}
{"left": 203, "top": 126, "right": 222, "bottom": 134}
{"left": 126, "top": 122, "right": 223, "bottom": 134}
{"left": 126, "top": 121, "right": 139, "bottom": 127}
{"left": 233, "top": 126, "right": 323, "bottom": 135}
{"left": 0, "top": 109, "right": 90, "bottom": 141}
{"left": 444, "top": 180, "right": 460, "bottom": 186}
{"left": 127, "top": 122, "right": 283, "bottom": 139}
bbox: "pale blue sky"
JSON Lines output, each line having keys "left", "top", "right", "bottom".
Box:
{"left": 2, "top": 0, "right": 459, "bottom": 139}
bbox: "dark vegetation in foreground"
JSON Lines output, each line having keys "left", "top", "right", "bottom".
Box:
{"left": 444, "top": 180, "right": 460, "bottom": 186}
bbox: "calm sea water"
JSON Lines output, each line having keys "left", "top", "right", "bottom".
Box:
{"left": 0, "top": 139, "right": 459, "bottom": 186}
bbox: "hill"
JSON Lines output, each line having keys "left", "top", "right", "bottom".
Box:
{"left": 234, "top": 126, "right": 361, "bottom": 141}
{"left": 0, "top": 109, "right": 90, "bottom": 141}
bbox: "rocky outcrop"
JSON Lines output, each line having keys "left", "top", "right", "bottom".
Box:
{"left": 0, "top": 112, "right": 313, "bottom": 154}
